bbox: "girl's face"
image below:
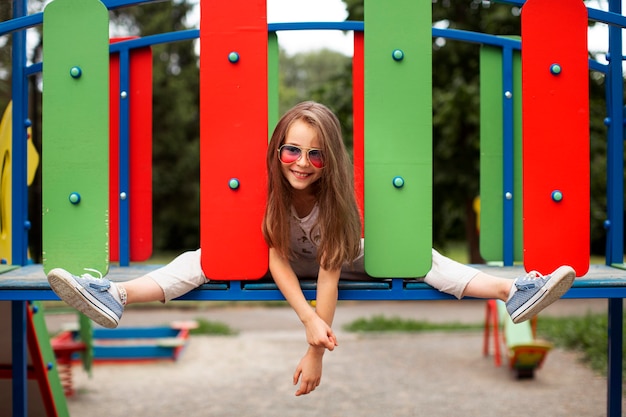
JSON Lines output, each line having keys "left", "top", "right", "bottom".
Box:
{"left": 279, "top": 119, "right": 323, "bottom": 192}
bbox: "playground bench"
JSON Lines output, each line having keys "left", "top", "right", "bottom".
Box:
{"left": 2, "top": 263, "right": 626, "bottom": 301}
{"left": 2, "top": 264, "right": 626, "bottom": 416}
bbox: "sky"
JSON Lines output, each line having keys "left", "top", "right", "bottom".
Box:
{"left": 266, "top": 0, "right": 353, "bottom": 56}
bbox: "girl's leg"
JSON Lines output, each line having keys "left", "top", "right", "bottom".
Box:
{"left": 424, "top": 249, "right": 575, "bottom": 323}
{"left": 48, "top": 249, "right": 206, "bottom": 328}
{"left": 424, "top": 249, "right": 502, "bottom": 299}
{"left": 121, "top": 275, "right": 167, "bottom": 304}
{"left": 461, "top": 272, "right": 512, "bottom": 301}
{"left": 129, "top": 249, "right": 206, "bottom": 303}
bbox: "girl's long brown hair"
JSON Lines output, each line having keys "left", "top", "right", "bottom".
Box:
{"left": 262, "top": 101, "right": 361, "bottom": 271}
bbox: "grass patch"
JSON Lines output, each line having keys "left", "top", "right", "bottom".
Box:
{"left": 536, "top": 313, "right": 624, "bottom": 376}
{"left": 189, "top": 318, "right": 237, "bottom": 336}
{"left": 344, "top": 312, "right": 626, "bottom": 383}
{"left": 343, "top": 315, "right": 482, "bottom": 333}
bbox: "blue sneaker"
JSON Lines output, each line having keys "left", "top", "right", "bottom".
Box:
{"left": 47, "top": 268, "right": 123, "bottom": 329}
{"left": 506, "top": 265, "right": 575, "bottom": 324}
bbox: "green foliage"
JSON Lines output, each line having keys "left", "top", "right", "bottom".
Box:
{"left": 190, "top": 318, "right": 237, "bottom": 336}
{"left": 279, "top": 49, "right": 354, "bottom": 152}
{"left": 343, "top": 314, "right": 482, "bottom": 332}
{"left": 537, "top": 313, "right": 624, "bottom": 376}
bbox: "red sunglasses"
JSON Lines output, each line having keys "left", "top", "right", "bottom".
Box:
{"left": 278, "top": 144, "right": 325, "bottom": 169}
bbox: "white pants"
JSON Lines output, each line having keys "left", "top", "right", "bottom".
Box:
{"left": 147, "top": 248, "right": 479, "bottom": 302}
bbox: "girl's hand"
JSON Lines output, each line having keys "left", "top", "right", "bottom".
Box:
{"left": 303, "top": 313, "right": 338, "bottom": 351}
{"left": 293, "top": 347, "right": 324, "bottom": 396}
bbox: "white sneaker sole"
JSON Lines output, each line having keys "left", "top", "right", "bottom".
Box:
{"left": 47, "top": 268, "right": 120, "bottom": 329}
{"left": 510, "top": 265, "right": 576, "bottom": 324}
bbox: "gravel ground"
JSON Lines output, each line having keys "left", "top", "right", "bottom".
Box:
{"left": 45, "top": 299, "right": 622, "bottom": 417}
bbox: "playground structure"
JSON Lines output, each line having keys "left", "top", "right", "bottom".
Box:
{"left": 1, "top": 0, "right": 626, "bottom": 416}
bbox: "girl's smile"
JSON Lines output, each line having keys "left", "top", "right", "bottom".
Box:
{"left": 280, "top": 120, "right": 323, "bottom": 191}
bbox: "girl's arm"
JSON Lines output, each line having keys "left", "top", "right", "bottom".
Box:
{"left": 269, "top": 248, "right": 337, "bottom": 350}
{"left": 312, "top": 266, "right": 340, "bottom": 337}
{"left": 291, "top": 266, "right": 341, "bottom": 396}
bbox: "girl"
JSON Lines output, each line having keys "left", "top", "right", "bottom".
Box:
{"left": 48, "top": 101, "right": 575, "bottom": 396}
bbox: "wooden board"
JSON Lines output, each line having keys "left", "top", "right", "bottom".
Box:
{"left": 521, "top": 0, "right": 589, "bottom": 276}
{"left": 199, "top": 0, "right": 268, "bottom": 279}
{"left": 364, "top": 0, "right": 432, "bottom": 277}
{"left": 42, "top": 0, "right": 109, "bottom": 275}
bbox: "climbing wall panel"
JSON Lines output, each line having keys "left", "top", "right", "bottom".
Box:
{"left": 364, "top": 0, "right": 432, "bottom": 277}
{"left": 522, "top": 0, "right": 589, "bottom": 276}
{"left": 199, "top": 0, "right": 268, "bottom": 279}
{"left": 42, "top": 0, "right": 109, "bottom": 275}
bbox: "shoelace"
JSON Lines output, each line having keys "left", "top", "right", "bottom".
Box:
{"left": 523, "top": 270, "right": 543, "bottom": 280}
{"left": 516, "top": 270, "right": 548, "bottom": 290}
{"left": 82, "top": 268, "right": 104, "bottom": 280}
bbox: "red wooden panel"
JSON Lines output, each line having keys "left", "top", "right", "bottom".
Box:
{"left": 199, "top": 0, "right": 268, "bottom": 279}
{"left": 353, "top": 32, "right": 365, "bottom": 236}
{"left": 522, "top": 0, "right": 589, "bottom": 275}
{"left": 109, "top": 38, "right": 153, "bottom": 262}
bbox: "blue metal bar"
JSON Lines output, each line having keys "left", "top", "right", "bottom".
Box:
{"left": 588, "top": 7, "right": 626, "bottom": 28}
{"left": 24, "top": 62, "right": 42, "bottom": 77}
{"left": 118, "top": 49, "right": 131, "bottom": 266}
{"left": 101, "top": 0, "right": 164, "bottom": 8}
{"left": 11, "top": 1, "right": 29, "bottom": 268}
{"left": 432, "top": 27, "right": 520, "bottom": 50}
{"left": 605, "top": 4, "right": 624, "bottom": 416}
{"left": 589, "top": 59, "right": 608, "bottom": 74}
{"left": 3, "top": 284, "right": 626, "bottom": 301}
{"left": 0, "top": 2, "right": 161, "bottom": 36}
{"left": 496, "top": 0, "right": 626, "bottom": 28}
{"left": 11, "top": 301, "right": 27, "bottom": 417}
{"left": 605, "top": 0, "right": 625, "bottom": 266}
{"left": 268, "top": 21, "right": 363, "bottom": 32}
{"left": 0, "top": 13, "right": 41, "bottom": 36}
{"left": 501, "top": 45, "right": 515, "bottom": 266}
{"left": 607, "top": 298, "right": 623, "bottom": 417}
{"left": 109, "top": 29, "right": 199, "bottom": 51}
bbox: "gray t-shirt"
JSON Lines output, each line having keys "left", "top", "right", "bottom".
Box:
{"left": 288, "top": 204, "right": 366, "bottom": 279}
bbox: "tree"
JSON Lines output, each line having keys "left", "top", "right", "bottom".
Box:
{"left": 279, "top": 48, "right": 353, "bottom": 150}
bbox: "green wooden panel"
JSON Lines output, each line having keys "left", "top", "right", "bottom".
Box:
{"left": 364, "top": 0, "right": 432, "bottom": 277}
{"left": 267, "top": 32, "right": 279, "bottom": 139}
{"left": 479, "top": 44, "right": 523, "bottom": 263}
{"left": 42, "top": 0, "right": 109, "bottom": 275}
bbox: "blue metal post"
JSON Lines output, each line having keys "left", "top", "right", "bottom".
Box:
{"left": 607, "top": 298, "right": 623, "bottom": 417}
{"left": 606, "top": 0, "right": 624, "bottom": 266}
{"left": 501, "top": 45, "right": 514, "bottom": 266}
{"left": 606, "top": 2, "right": 623, "bottom": 416}
{"left": 11, "top": 301, "right": 27, "bottom": 417}
{"left": 119, "top": 48, "right": 131, "bottom": 266}
{"left": 11, "top": 0, "right": 29, "bottom": 413}
{"left": 11, "top": 0, "right": 29, "bottom": 267}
